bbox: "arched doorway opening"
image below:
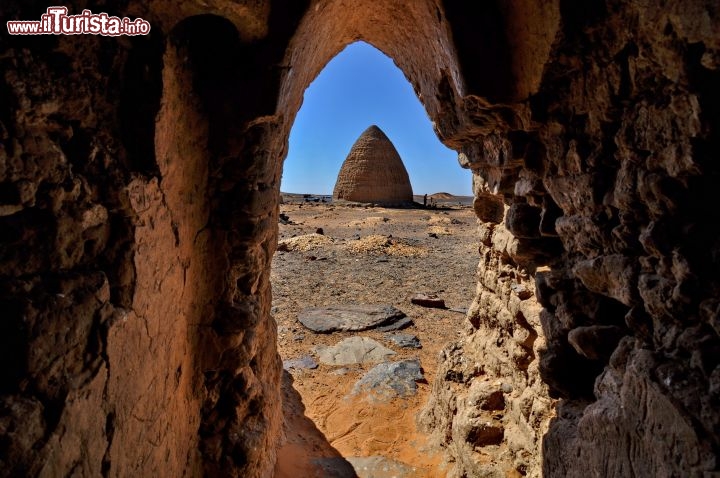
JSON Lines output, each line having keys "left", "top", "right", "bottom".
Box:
{"left": 272, "top": 39, "right": 475, "bottom": 476}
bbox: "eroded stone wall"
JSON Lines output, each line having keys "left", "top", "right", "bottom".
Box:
{"left": 0, "top": 2, "right": 300, "bottom": 477}
{"left": 423, "top": 1, "right": 720, "bottom": 477}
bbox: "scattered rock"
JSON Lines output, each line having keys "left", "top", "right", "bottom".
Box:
{"left": 349, "top": 359, "right": 424, "bottom": 401}
{"left": 346, "top": 456, "right": 418, "bottom": 478}
{"left": 298, "top": 304, "right": 407, "bottom": 333}
{"left": 282, "top": 355, "right": 318, "bottom": 370}
{"left": 428, "top": 232, "right": 438, "bottom": 238}
{"left": 314, "top": 337, "right": 396, "bottom": 365}
{"left": 385, "top": 333, "right": 421, "bottom": 349}
{"left": 279, "top": 213, "right": 291, "bottom": 224}
{"left": 375, "top": 316, "right": 414, "bottom": 332}
{"left": 312, "top": 456, "right": 416, "bottom": 478}
{"left": 311, "top": 457, "right": 357, "bottom": 478}
{"left": 316, "top": 227, "right": 324, "bottom": 235}
{"left": 411, "top": 293, "right": 446, "bottom": 309}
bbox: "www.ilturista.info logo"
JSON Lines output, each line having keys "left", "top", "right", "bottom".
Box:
{"left": 7, "top": 7, "right": 150, "bottom": 36}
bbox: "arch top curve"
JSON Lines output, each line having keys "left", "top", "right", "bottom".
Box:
{"left": 277, "top": 0, "right": 465, "bottom": 140}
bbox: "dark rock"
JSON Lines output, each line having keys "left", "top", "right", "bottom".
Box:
{"left": 316, "top": 227, "right": 324, "bottom": 235}
{"left": 411, "top": 293, "right": 446, "bottom": 308}
{"left": 298, "top": 304, "right": 407, "bottom": 333}
{"left": 350, "top": 359, "right": 424, "bottom": 401}
{"left": 375, "top": 316, "right": 414, "bottom": 332}
{"left": 384, "top": 333, "right": 422, "bottom": 349}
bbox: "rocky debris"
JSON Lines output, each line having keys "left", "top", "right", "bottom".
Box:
{"left": 298, "top": 304, "right": 407, "bottom": 333}
{"left": 349, "top": 359, "right": 424, "bottom": 401}
{"left": 314, "top": 337, "right": 396, "bottom": 366}
{"left": 384, "top": 333, "right": 422, "bottom": 349}
{"left": 333, "top": 125, "right": 414, "bottom": 205}
{"left": 411, "top": 293, "right": 446, "bottom": 308}
{"left": 346, "top": 456, "right": 418, "bottom": 478}
{"left": 282, "top": 355, "right": 318, "bottom": 370}
{"left": 316, "top": 227, "right": 324, "bottom": 235}
{"left": 279, "top": 213, "right": 291, "bottom": 224}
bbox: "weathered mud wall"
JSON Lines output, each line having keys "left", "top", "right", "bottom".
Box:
{"left": 1, "top": 0, "right": 719, "bottom": 477}
{"left": 0, "top": 2, "right": 303, "bottom": 477}
{"left": 533, "top": 2, "right": 720, "bottom": 476}
{"left": 422, "top": 1, "right": 720, "bottom": 477}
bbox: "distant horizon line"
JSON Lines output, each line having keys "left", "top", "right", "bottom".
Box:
{"left": 280, "top": 191, "right": 474, "bottom": 197}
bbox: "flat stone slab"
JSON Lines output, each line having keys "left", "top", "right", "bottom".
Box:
{"left": 375, "top": 316, "right": 413, "bottom": 332}
{"left": 384, "top": 333, "right": 421, "bottom": 349}
{"left": 410, "top": 293, "right": 446, "bottom": 308}
{"left": 349, "top": 359, "right": 424, "bottom": 401}
{"left": 314, "top": 337, "right": 395, "bottom": 366}
{"left": 298, "top": 304, "right": 407, "bottom": 333}
{"left": 282, "top": 355, "right": 318, "bottom": 370}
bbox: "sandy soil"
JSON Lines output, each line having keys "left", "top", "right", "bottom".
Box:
{"left": 272, "top": 199, "right": 479, "bottom": 477}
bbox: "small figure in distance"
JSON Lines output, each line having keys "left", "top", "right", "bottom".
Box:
{"left": 423, "top": 193, "right": 428, "bottom": 208}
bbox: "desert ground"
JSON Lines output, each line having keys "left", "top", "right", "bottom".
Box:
{"left": 272, "top": 194, "right": 479, "bottom": 477}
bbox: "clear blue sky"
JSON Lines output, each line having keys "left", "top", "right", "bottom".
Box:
{"left": 281, "top": 41, "right": 472, "bottom": 196}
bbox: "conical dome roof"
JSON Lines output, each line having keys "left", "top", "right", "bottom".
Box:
{"left": 333, "top": 125, "right": 414, "bottom": 205}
